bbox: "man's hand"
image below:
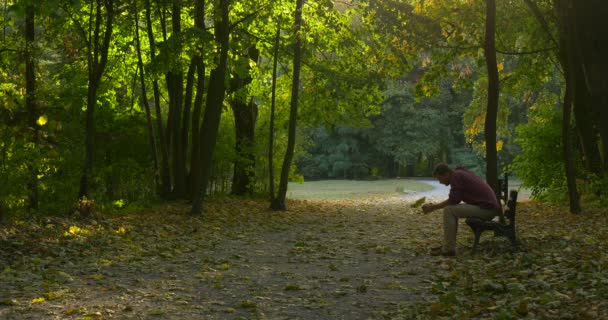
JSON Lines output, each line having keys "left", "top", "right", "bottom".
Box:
{"left": 421, "top": 203, "right": 434, "bottom": 214}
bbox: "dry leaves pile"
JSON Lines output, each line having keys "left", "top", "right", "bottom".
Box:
{"left": 0, "top": 197, "right": 607, "bottom": 319}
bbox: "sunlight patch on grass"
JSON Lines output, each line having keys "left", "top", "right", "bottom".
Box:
{"left": 287, "top": 179, "right": 434, "bottom": 200}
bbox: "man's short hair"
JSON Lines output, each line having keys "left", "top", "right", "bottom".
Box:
{"left": 433, "top": 163, "right": 452, "bottom": 176}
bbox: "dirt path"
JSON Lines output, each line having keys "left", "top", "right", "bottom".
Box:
{"left": 3, "top": 193, "right": 607, "bottom": 319}
{"left": 0, "top": 198, "right": 448, "bottom": 320}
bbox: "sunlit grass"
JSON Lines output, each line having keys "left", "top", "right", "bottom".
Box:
{"left": 287, "top": 179, "right": 434, "bottom": 200}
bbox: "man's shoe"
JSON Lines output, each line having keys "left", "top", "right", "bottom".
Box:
{"left": 430, "top": 247, "right": 456, "bottom": 257}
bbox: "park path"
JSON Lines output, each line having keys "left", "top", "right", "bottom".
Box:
{"left": 0, "top": 179, "right": 537, "bottom": 320}
{"left": 0, "top": 197, "right": 448, "bottom": 320}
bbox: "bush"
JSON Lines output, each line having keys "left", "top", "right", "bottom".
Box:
{"left": 511, "top": 103, "right": 567, "bottom": 202}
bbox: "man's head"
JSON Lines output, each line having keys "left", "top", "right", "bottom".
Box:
{"left": 433, "top": 163, "right": 452, "bottom": 186}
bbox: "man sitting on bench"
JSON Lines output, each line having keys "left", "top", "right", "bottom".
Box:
{"left": 421, "top": 163, "right": 502, "bottom": 257}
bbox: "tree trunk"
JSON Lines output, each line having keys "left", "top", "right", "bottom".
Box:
{"left": 168, "top": 0, "right": 186, "bottom": 198}
{"left": 483, "top": 0, "right": 499, "bottom": 193}
{"left": 562, "top": 87, "right": 581, "bottom": 213}
{"left": 572, "top": 1, "right": 608, "bottom": 170}
{"left": 272, "top": 0, "right": 304, "bottom": 211}
{"left": 573, "top": 72, "right": 602, "bottom": 175}
{"left": 134, "top": 1, "right": 160, "bottom": 193}
{"left": 555, "top": 0, "right": 608, "bottom": 173}
{"left": 25, "top": 3, "right": 38, "bottom": 211}
{"left": 182, "top": 60, "right": 196, "bottom": 195}
{"left": 230, "top": 47, "right": 260, "bottom": 196}
{"left": 191, "top": 0, "right": 230, "bottom": 215}
{"left": 145, "top": 0, "right": 171, "bottom": 198}
{"left": 555, "top": 0, "right": 582, "bottom": 213}
{"left": 231, "top": 99, "right": 258, "bottom": 195}
{"left": 268, "top": 24, "right": 280, "bottom": 202}
{"left": 189, "top": 0, "right": 206, "bottom": 196}
{"left": 79, "top": 0, "right": 114, "bottom": 200}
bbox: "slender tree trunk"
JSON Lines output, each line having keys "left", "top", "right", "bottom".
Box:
{"left": 189, "top": 0, "right": 206, "bottom": 196}
{"left": 272, "top": 0, "right": 304, "bottom": 211}
{"left": 483, "top": 0, "right": 499, "bottom": 193}
{"left": 555, "top": 0, "right": 582, "bottom": 213}
{"left": 190, "top": 58, "right": 205, "bottom": 195}
{"left": 268, "top": 24, "right": 280, "bottom": 202}
{"left": 562, "top": 86, "right": 581, "bottom": 213}
{"left": 168, "top": 0, "right": 186, "bottom": 198}
{"left": 182, "top": 60, "right": 195, "bottom": 195}
{"left": 79, "top": 0, "right": 114, "bottom": 199}
{"left": 144, "top": 0, "right": 171, "bottom": 197}
{"left": 25, "top": 3, "right": 38, "bottom": 211}
{"left": 134, "top": 2, "right": 160, "bottom": 192}
{"left": 191, "top": 0, "right": 230, "bottom": 215}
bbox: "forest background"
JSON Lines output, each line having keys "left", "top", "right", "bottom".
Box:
{"left": 1, "top": 0, "right": 608, "bottom": 218}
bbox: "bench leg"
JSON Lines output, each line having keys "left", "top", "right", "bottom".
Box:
{"left": 471, "top": 228, "right": 482, "bottom": 254}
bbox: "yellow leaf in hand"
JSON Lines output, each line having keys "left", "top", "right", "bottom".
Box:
{"left": 410, "top": 197, "right": 426, "bottom": 208}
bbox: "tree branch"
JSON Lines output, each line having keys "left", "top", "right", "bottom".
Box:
{"left": 0, "top": 48, "right": 16, "bottom": 54}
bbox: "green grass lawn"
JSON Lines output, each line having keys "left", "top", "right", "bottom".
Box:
{"left": 287, "top": 179, "right": 434, "bottom": 200}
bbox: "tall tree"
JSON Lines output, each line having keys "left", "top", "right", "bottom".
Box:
{"left": 229, "top": 46, "right": 260, "bottom": 196}
{"left": 191, "top": 0, "right": 231, "bottom": 215}
{"left": 166, "top": 0, "right": 187, "bottom": 198}
{"left": 78, "top": 0, "right": 114, "bottom": 199}
{"left": 272, "top": 0, "right": 304, "bottom": 211}
{"left": 188, "top": 0, "right": 206, "bottom": 198}
{"left": 522, "top": 0, "right": 579, "bottom": 212}
{"left": 144, "top": 0, "right": 171, "bottom": 198}
{"left": 268, "top": 24, "right": 281, "bottom": 204}
{"left": 483, "top": 0, "right": 499, "bottom": 193}
{"left": 24, "top": 2, "right": 38, "bottom": 211}
{"left": 134, "top": 0, "right": 160, "bottom": 194}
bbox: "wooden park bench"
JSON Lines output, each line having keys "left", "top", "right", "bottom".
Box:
{"left": 465, "top": 173, "right": 519, "bottom": 253}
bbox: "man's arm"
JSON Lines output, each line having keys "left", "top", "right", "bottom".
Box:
{"left": 422, "top": 199, "right": 450, "bottom": 213}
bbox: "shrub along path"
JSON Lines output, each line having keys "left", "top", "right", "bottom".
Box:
{"left": 1, "top": 196, "right": 607, "bottom": 319}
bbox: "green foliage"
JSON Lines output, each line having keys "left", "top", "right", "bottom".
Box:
{"left": 512, "top": 95, "right": 567, "bottom": 202}
{"left": 297, "top": 75, "right": 474, "bottom": 180}
{"left": 581, "top": 175, "right": 608, "bottom": 208}
{"left": 369, "top": 78, "right": 469, "bottom": 173}
{"left": 297, "top": 126, "right": 377, "bottom": 180}
{"left": 450, "top": 147, "right": 485, "bottom": 177}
